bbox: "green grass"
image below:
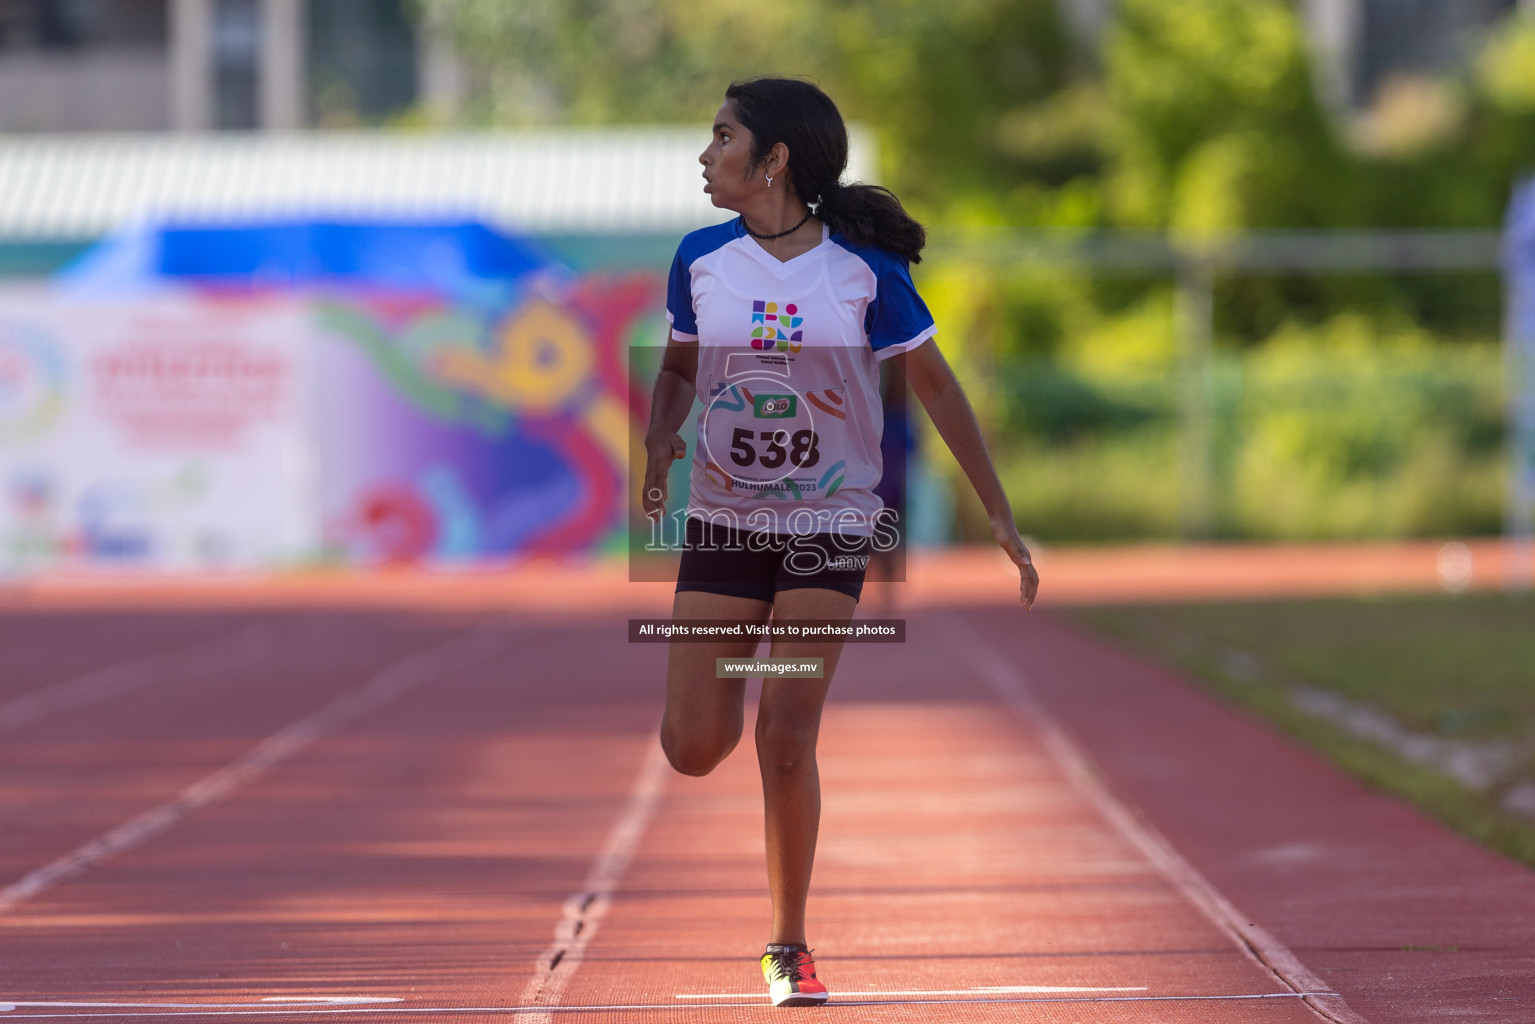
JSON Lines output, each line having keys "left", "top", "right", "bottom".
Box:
{"left": 1061, "top": 591, "right": 1535, "bottom": 869}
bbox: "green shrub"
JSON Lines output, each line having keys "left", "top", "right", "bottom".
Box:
{"left": 971, "top": 314, "right": 1505, "bottom": 542}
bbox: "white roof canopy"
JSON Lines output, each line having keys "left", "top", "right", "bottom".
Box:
{"left": 0, "top": 128, "right": 879, "bottom": 238}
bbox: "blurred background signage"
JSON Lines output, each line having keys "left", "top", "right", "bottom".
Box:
{"left": 0, "top": 288, "right": 313, "bottom": 568}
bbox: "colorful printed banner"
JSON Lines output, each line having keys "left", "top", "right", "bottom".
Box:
{"left": 310, "top": 274, "right": 662, "bottom": 565}
{"left": 0, "top": 277, "right": 666, "bottom": 571}
{"left": 1, "top": 217, "right": 678, "bottom": 572}
{"left": 0, "top": 290, "right": 317, "bottom": 571}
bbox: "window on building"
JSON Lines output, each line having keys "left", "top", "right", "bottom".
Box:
{"left": 214, "top": 0, "right": 260, "bottom": 130}
{"left": 1354, "top": 0, "right": 1521, "bottom": 105}
{"left": 307, "top": 0, "right": 418, "bottom": 126}
{"left": 0, "top": 0, "right": 167, "bottom": 51}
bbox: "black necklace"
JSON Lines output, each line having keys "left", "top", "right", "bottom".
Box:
{"left": 741, "top": 211, "right": 811, "bottom": 241}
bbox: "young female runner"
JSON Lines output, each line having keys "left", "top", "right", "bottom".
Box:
{"left": 641, "top": 77, "right": 1039, "bottom": 1007}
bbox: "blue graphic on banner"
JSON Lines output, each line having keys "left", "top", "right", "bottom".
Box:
{"left": 61, "top": 219, "right": 555, "bottom": 313}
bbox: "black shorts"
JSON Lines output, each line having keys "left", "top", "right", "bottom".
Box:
{"left": 675, "top": 517, "right": 871, "bottom": 603}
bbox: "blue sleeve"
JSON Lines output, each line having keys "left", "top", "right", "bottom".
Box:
{"left": 665, "top": 245, "right": 698, "bottom": 340}
{"left": 866, "top": 256, "right": 936, "bottom": 359}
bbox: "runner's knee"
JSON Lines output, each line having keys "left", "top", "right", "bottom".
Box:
{"left": 661, "top": 728, "right": 735, "bottom": 777}
{"left": 754, "top": 719, "right": 817, "bottom": 775}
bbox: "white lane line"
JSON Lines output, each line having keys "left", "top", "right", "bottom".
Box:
{"left": 937, "top": 611, "right": 1369, "bottom": 1024}
{"left": 0, "top": 991, "right": 1344, "bottom": 1018}
{"left": 0, "top": 625, "right": 279, "bottom": 733}
{"left": 678, "top": 984, "right": 1149, "bottom": 997}
{"left": 512, "top": 728, "right": 670, "bottom": 1024}
{"left": 0, "top": 625, "right": 512, "bottom": 914}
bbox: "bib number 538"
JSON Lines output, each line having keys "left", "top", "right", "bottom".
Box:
{"left": 730, "top": 427, "right": 821, "bottom": 469}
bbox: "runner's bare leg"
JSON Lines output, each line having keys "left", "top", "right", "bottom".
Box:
{"left": 660, "top": 590, "right": 771, "bottom": 776}
{"left": 758, "top": 586, "right": 856, "bottom": 947}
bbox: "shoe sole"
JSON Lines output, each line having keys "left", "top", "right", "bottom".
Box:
{"left": 771, "top": 992, "right": 829, "bottom": 1007}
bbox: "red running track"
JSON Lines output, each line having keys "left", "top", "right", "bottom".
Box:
{"left": 0, "top": 603, "right": 1529, "bottom": 1022}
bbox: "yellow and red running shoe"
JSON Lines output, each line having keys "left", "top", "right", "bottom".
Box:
{"left": 760, "top": 944, "right": 828, "bottom": 1007}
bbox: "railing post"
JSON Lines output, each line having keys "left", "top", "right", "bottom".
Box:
{"left": 1176, "top": 257, "right": 1214, "bottom": 540}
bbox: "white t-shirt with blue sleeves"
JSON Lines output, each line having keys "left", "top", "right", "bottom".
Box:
{"left": 665, "top": 217, "right": 936, "bottom": 537}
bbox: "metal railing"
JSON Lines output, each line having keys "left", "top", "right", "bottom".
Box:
{"left": 926, "top": 228, "right": 1511, "bottom": 547}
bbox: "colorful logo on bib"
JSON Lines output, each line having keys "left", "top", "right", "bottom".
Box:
{"left": 751, "top": 301, "right": 803, "bottom": 353}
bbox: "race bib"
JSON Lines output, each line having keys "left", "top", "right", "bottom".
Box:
{"left": 698, "top": 373, "right": 849, "bottom": 507}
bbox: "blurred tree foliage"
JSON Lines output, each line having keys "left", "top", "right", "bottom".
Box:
{"left": 1102, "top": 0, "right": 1349, "bottom": 234}
{"left": 412, "top": 0, "right": 1076, "bottom": 213}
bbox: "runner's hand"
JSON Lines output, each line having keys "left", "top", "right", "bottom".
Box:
{"left": 990, "top": 513, "right": 1039, "bottom": 610}
{"left": 643, "top": 432, "right": 688, "bottom": 521}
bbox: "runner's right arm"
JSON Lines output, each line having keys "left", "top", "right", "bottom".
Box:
{"left": 642, "top": 333, "right": 699, "bottom": 521}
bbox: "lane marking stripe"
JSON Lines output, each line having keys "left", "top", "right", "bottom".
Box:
{"left": 0, "top": 991, "right": 1345, "bottom": 1018}
{"left": 0, "top": 625, "right": 276, "bottom": 733}
{"left": 0, "top": 626, "right": 512, "bottom": 914}
{"left": 511, "top": 730, "right": 670, "bottom": 1023}
{"left": 937, "top": 612, "right": 1369, "bottom": 1024}
{"left": 678, "top": 985, "right": 1149, "bottom": 997}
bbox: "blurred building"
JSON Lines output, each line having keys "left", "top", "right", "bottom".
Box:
{"left": 1059, "top": 0, "right": 1529, "bottom": 110}
{"left": 0, "top": 0, "right": 459, "bottom": 132}
{"left": 1303, "top": 0, "right": 1528, "bottom": 109}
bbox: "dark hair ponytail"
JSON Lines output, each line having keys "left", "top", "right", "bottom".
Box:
{"left": 725, "top": 77, "right": 927, "bottom": 264}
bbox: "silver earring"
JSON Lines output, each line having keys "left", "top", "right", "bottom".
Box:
{"left": 766, "top": 174, "right": 773, "bottom": 188}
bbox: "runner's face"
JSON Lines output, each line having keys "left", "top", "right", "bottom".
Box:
{"left": 700, "top": 100, "right": 761, "bottom": 211}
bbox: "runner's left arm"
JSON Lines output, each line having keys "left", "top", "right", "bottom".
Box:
{"left": 894, "top": 340, "right": 1039, "bottom": 609}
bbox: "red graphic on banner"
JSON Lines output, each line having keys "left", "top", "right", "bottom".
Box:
{"left": 91, "top": 339, "right": 291, "bottom": 448}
